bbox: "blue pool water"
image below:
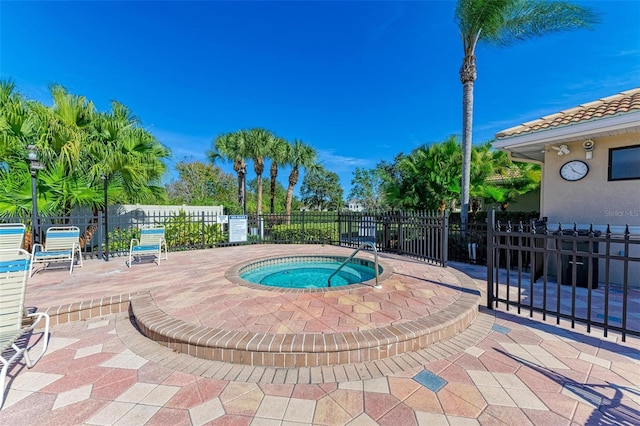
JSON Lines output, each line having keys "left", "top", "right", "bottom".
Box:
{"left": 240, "top": 260, "right": 376, "bottom": 288}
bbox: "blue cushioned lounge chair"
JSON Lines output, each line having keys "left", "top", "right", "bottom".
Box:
{"left": 128, "top": 225, "right": 168, "bottom": 267}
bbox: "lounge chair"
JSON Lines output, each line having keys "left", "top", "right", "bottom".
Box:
{"left": 29, "top": 226, "right": 83, "bottom": 277}
{"left": 0, "top": 249, "right": 50, "bottom": 409}
{"left": 128, "top": 225, "right": 168, "bottom": 267}
{"left": 0, "top": 223, "right": 26, "bottom": 254}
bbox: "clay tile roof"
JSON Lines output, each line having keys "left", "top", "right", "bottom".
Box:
{"left": 485, "top": 167, "right": 523, "bottom": 183}
{"left": 496, "top": 87, "right": 640, "bottom": 139}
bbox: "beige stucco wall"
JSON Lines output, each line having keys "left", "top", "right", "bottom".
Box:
{"left": 542, "top": 134, "right": 640, "bottom": 226}
{"left": 541, "top": 133, "right": 639, "bottom": 287}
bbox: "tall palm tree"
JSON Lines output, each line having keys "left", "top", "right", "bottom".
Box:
{"left": 244, "top": 128, "right": 274, "bottom": 215}
{"left": 268, "top": 136, "right": 289, "bottom": 213}
{"left": 207, "top": 131, "right": 249, "bottom": 213}
{"left": 455, "top": 0, "right": 598, "bottom": 229}
{"left": 284, "top": 139, "right": 317, "bottom": 217}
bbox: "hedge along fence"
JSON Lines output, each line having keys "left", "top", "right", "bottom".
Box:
{"left": 9, "top": 210, "right": 446, "bottom": 265}
{"left": 101, "top": 210, "right": 227, "bottom": 256}
{"left": 269, "top": 223, "right": 339, "bottom": 244}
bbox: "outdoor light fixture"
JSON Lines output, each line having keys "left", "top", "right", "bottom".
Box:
{"left": 27, "top": 145, "right": 44, "bottom": 247}
{"left": 551, "top": 145, "right": 570, "bottom": 156}
{"left": 583, "top": 139, "right": 595, "bottom": 159}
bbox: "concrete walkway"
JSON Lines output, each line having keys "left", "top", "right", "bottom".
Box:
{"left": 1, "top": 246, "right": 638, "bottom": 425}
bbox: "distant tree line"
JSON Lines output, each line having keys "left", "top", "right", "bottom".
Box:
{"left": 1, "top": 80, "right": 540, "bottom": 225}
{"left": 348, "top": 136, "right": 541, "bottom": 213}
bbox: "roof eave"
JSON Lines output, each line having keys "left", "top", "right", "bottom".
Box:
{"left": 493, "top": 111, "right": 640, "bottom": 150}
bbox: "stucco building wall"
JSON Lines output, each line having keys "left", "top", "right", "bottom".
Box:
{"left": 541, "top": 134, "right": 639, "bottom": 286}
{"left": 542, "top": 134, "right": 640, "bottom": 226}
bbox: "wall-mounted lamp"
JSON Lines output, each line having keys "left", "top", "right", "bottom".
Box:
{"left": 583, "top": 139, "right": 594, "bottom": 159}
{"left": 551, "top": 144, "right": 570, "bottom": 156}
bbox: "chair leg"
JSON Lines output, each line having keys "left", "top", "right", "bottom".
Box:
{"left": 25, "top": 312, "right": 50, "bottom": 365}
{"left": 29, "top": 255, "right": 35, "bottom": 278}
{"left": 0, "top": 346, "right": 26, "bottom": 410}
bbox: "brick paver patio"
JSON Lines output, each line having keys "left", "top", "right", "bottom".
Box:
{"left": 1, "top": 245, "right": 638, "bottom": 425}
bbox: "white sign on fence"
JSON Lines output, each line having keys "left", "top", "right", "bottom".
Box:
{"left": 228, "top": 215, "right": 248, "bottom": 243}
{"left": 217, "top": 215, "right": 229, "bottom": 224}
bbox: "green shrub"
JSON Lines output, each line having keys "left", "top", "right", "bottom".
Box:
{"left": 103, "top": 227, "right": 139, "bottom": 254}
{"left": 270, "top": 223, "right": 338, "bottom": 243}
{"left": 160, "top": 211, "right": 226, "bottom": 248}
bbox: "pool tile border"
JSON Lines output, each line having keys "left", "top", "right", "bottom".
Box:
{"left": 226, "top": 253, "right": 394, "bottom": 292}
{"left": 131, "top": 268, "right": 480, "bottom": 368}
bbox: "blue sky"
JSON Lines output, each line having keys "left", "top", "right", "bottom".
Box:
{"left": 1, "top": 1, "right": 639, "bottom": 197}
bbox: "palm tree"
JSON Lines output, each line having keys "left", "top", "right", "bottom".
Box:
{"left": 455, "top": 0, "right": 598, "bottom": 229}
{"left": 36, "top": 84, "right": 95, "bottom": 174}
{"left": 207, "top": 131, "right": 249, "bottom": 213}
{"left": 244, "top": 128, "right": 274, "bottom": 215}
{"left": 268, "top": 136, "right": 289, "bottom": 213}
{"left": 284, "top": 139, "right": 317, "bottom": 217}
{"left": 0, "top": 81, "right": 37, "bottom": 162}
{"left": 1, "top": 81, "right": 171, "bottom": 235}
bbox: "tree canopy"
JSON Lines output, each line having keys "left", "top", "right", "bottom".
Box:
{"left": 368, "top": 136, "right": 540, "bottom": 212}
{"left": 0, "top": 80, "right": 171, "bottom": 220}
{"left": 300, "top": 165, "right": 344, "bottom": 211}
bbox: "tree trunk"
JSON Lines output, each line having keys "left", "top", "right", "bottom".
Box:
{"left": 237, "top": 172, "right": 243, "bottom": 207}
{"left": 256, "top": 174, "right": 262, "bottom": 216}
{"left": 80, "top": 219, "right": 98, "bottom": 249}
{"left": 285, "top": 167, "right": 299, "bottom": 222}
{"left": 270, "top": 162, "right": 278, "bottom": 214}
{"left": 460, "top": 53, "right": 477, "bottom": 233}
{"left": 254, "top": 158, "right": 264, "bottom": 216}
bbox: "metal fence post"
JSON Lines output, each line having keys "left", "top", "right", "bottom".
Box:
{"left": 201, "top": 211, "right": 206, "bottom": 249}
{"left": 337, "top": 210, "right": 342, "bottom": 245}
{"left": 97, "top": 210, "right": 104, "bottom": 260}
{"left": 442, "top": 210, "right": 449, "bottom": 267}
{"left": 397, "top": 211, "right": 403, "bottom": 255}
{"left": 486, "top": 210, "right": 495, "bottom": 309}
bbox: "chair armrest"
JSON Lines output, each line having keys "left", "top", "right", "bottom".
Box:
{"left": 129, "top": 239, "right": 140, "bottom": 250}
{"left": 25, "top": 311, "right": 49, "bottom": 331}
{"left": 31, "top": 243, "right": 44, "bottom": 254}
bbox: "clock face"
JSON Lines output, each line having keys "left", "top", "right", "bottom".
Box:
{"left": 560, "top": 160, "right": 589, "bottom": 181}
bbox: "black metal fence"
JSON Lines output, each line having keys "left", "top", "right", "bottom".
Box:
{"left": 448, "top": 212, "right": 541, "bottom": 265}
{"left": 338, "top": 210, "right": 447, "bottom": 265}
{"left": 486, "top": 210, "right": 640, "bottom": 340}
{"left": 5, "top": 209, "right": 448, "bottom": 266}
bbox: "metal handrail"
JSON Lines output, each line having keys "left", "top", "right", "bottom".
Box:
{"left": 328, "top": 241, "right": 381, "bottom": 288}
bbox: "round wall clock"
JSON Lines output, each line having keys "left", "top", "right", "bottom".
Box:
{"left": 560, "top": 160, "right": 589, "bottom": 181}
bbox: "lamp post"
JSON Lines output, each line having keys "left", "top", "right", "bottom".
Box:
{"left": 101, "top": 174, "right": 109, "bottom": 261}
{"left": 27, "top": 145, "right": 44, "bottom": 248}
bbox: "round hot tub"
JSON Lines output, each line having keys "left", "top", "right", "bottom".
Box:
{"left": 238, "top": 255, "right": 380, "bottom": 288}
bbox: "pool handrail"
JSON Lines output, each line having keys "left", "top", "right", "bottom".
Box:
{"left": 328, "top": 241, "right": 381, "bottom": 288}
